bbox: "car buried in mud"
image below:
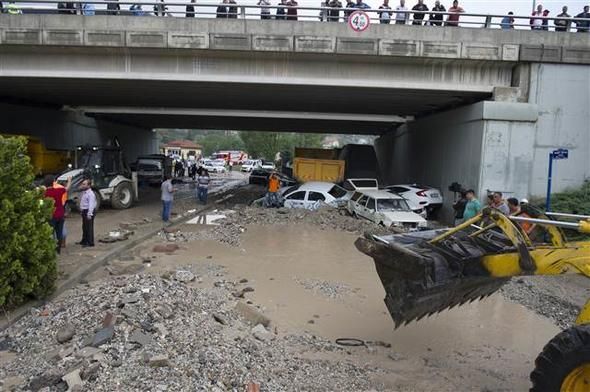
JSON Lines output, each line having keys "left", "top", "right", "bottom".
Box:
{"left": 347, "top": 189, "right": 427, "bottom": 231}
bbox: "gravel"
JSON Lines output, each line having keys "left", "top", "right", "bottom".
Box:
{"left": 500, "top": 275, "right": 587, "bottom": 330}
{"left": 0, "top": 274, "right": 385, "bottom": 391}
{"left": 293, "top": 277, "right": 353, "bottom": 300}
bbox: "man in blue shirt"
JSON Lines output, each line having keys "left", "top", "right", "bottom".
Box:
{"left": 500, "top": 11, "right": 514, "bottom": 29}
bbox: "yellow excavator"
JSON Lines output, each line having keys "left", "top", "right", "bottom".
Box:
{"left": 355, "top": 207, "right": 590, "bottom": 391}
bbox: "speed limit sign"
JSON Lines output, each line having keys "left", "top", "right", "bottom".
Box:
{"left": 348, "top": 10, "right": 370, "bottom": 32}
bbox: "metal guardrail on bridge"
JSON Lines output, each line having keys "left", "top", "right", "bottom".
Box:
{"left": 2, "top": 0, "right": 590, "bottom": 31}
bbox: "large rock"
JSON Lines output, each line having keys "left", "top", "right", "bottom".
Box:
{"left": 56, "top": 324, "right": 75, "bottom": 343}
{"left": 62, "top": 369, "right": 83, "bottom": 391}
{"left": 90, "top": 326, "right": 114, "bottom": 348}
{"left": 235, "top": 302, "right": 270, "bottom": 327}
{"left": 251, "top": 324, "right": 273, "bottom": 342}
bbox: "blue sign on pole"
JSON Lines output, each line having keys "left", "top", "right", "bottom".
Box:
{"left": 546, "top": 148, "right": 569, "bottom": 212}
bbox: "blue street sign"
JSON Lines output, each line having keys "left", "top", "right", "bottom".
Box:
{"left": 546, "top": 148, "right": 570, "bottom": 211}
{"left": 551, "top": 148, "right": 569, "bottom": 160}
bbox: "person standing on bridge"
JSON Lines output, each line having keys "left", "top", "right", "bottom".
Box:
{"left": 287, "top": 0, "right": 298, "bottom": 20}
{"left": 161, "top": 175, "right": 175, "bottom": 223}
{"left": 327, "top": 0, "right": 342, "bottom": 22}
{"left": 186, "top": 0, "right": 196, "bottom": 17}
{"left": 554, "top": 6, "right": 571, "bottom": 32}
{"left": 500, "top": 11, "right": 514, "bottom": 29}
{"left": 542, "top": 9, "right": 551, "bottom": 30}
{"left": 197, "top": 169, "right": 211, "bottom": 205}
{"left": 379, "top": 0, "right": 392, "bottom": 24}
{"left": 575, "top": 6, "right": 590, "bottom": 32}
{"left": 394, "top": 0, "right": 409, "bottom": 24}
{"left": 344, "top": 0, "right": 355, "bottom": 20}
{"left": 353, "top": 0, "right": 370, "bottom": 11}
{"left": 216, "top": 0, "right": 228, "bottom": 18}
{"left": 530, "top": 4, "right": 544, "bottom": 30}
{"left": 276, "top": 0, "right": 287, "bottom": 20}
{"left": 445, "top": 0, "right": 464, "bottom": 26}
{"left": 107, "top": 0, "right": 121, "bottom": 15}
{"left": 429, "top": 0, "right": 445, "bottom": 26}
{"left": 228, "top": 0, "right": 238, "bottom": 19}
{"left": 78, "top": 178, "right": 96, "bottom": 248}
{"left": 258, "top": 0, "right": 272, "bottom": 19}
{"left": 411, "top": 0, "right": 428, "bottom": 25}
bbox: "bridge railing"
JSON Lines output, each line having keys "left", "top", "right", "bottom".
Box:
{"left": 2, "top": 0, "right": 590, "bottom": 32}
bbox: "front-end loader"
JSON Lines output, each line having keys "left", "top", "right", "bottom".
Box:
{"left": 355, "top": 207, "right": 590, "bottom": 391}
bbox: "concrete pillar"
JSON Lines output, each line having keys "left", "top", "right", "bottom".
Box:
{"left": 375, "top": 101, "right": 538, "bottom": 224}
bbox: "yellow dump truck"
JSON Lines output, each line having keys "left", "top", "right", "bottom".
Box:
{"left": 2, "top": 134, "right": 71, "bottom": 177}
{"left": 292, "top": 148, "right": 345, "bottom": 183}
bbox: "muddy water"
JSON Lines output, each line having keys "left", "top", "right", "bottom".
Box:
{"left": 136, "top": 224, "right": 561, "bottom": 390}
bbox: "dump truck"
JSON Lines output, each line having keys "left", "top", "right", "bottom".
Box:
{"left": 355, "top": 206, "right": 590, "bottom": 391}
{"left": 292, "top": 147, "right": 345, "bottom": 183}
{"left": 2, "top": 134, "right": 71, "bottom": 177}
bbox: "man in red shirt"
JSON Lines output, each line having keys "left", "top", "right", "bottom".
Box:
{"left": 44, "top": 175, "right": 71, "bottom": 254}
{"left": 446, "top": 0, "right": 464, "bottom": 26}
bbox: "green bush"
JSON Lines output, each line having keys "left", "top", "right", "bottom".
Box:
{"left": 532, "top": 181, "right": 590, "bottom": 241}
{"left": 546, "top": 180, "right": 590, "bottom": 215}
{"left": 0, "top": 136, "right": 57, "bottom": 307}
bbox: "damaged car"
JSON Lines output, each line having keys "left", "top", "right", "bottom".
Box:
{"left": 347, "top": 189, "right": 427, "bottom": 231}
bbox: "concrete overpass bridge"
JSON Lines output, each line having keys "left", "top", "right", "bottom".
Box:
{"left": 1, "top": 14, "right": 589, "bottom": 220}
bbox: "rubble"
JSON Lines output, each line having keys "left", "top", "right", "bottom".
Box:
{"left": 56, "top": 324, "right": 75, "bottom": 343}
{"left": 159, "top": 205, "right": 398, "bottom": 248}
{"left": 0, "top": 274, "right": 382, "bottom": 391}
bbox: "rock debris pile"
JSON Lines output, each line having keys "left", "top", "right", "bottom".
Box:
{"left": 161, "top": 206, "right": 397, "bottom": 248}
{"left": 0, "top": 274, "right": 383, "bottom": 391}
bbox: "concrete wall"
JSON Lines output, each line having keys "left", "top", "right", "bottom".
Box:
{"left": 375, "top": 103, "right": 488, "bottom": 223}
{"left": 526, "top": 63, "right": 590, "bottom": 195}
{"left": 0, "top": 103, "right": 157, "bottom": 161}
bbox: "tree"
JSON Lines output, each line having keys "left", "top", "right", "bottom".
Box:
{"left": 196, "top": 133, "right": 245, "bottom": 156}
{"left": 0, "top": 136, "right": 57, "bottom": 307}
{"left": 238, "top": 131, "right": 324, "bottom": 160}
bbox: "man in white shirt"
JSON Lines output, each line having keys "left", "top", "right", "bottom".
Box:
{"left": 379, "top": 0, "right": 392, "bottom": 24}
{"left": 394, "top": 0, "right": 409, "bottom": 24}
{"left": 78, "top": 179, "right": 97, "bottom": 247}
{"left": 161, "top": 175, "right": 175, "bottom": 223}
{"left": 258, "top": 0, "right": 271, "bottom": 19}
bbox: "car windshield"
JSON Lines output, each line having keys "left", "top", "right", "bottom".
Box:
{"left": 283, "top": 185, "right": 299, "bottom": 194}
{"left": 328, "top": 185, "right": 348, "bottom": 199}
{"left": 377, "top": 198, "right": 410, "bottom": 211}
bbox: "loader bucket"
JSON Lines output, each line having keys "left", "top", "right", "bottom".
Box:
{"left": 355, "top": 230, "right": 510, "bottom": 328}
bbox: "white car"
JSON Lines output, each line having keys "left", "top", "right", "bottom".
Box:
{"left": 261, "top": 162, "right": 275, "bottom": 171}
{"left": 241, "top": 159, "right": 262, "bottom": 172}
{"left": 384, "top": 184, "right": 443, "bottom": 217}
{"left": 282, "top": 182, "right": 350, "bottom": 210}
{"left": 200, "top": 159, "right": 227, "bottom": 174}
{"left": 347, "top": 189, "right": 427, "bottom": 231}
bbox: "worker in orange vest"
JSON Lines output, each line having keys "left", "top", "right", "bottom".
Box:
{"left": 264, "top": 172, "right": 281, "bottom": 207}
{"left": 52, "top": 180, "right": 69, "bottom": 249}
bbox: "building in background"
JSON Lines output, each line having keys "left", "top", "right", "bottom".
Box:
{"left": 161, "top": 140, "right": 202, "bottom": 160}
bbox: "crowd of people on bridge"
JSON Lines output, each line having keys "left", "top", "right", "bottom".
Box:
{"left": 1, "top": 0, "right": 589, "bottom": 32}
